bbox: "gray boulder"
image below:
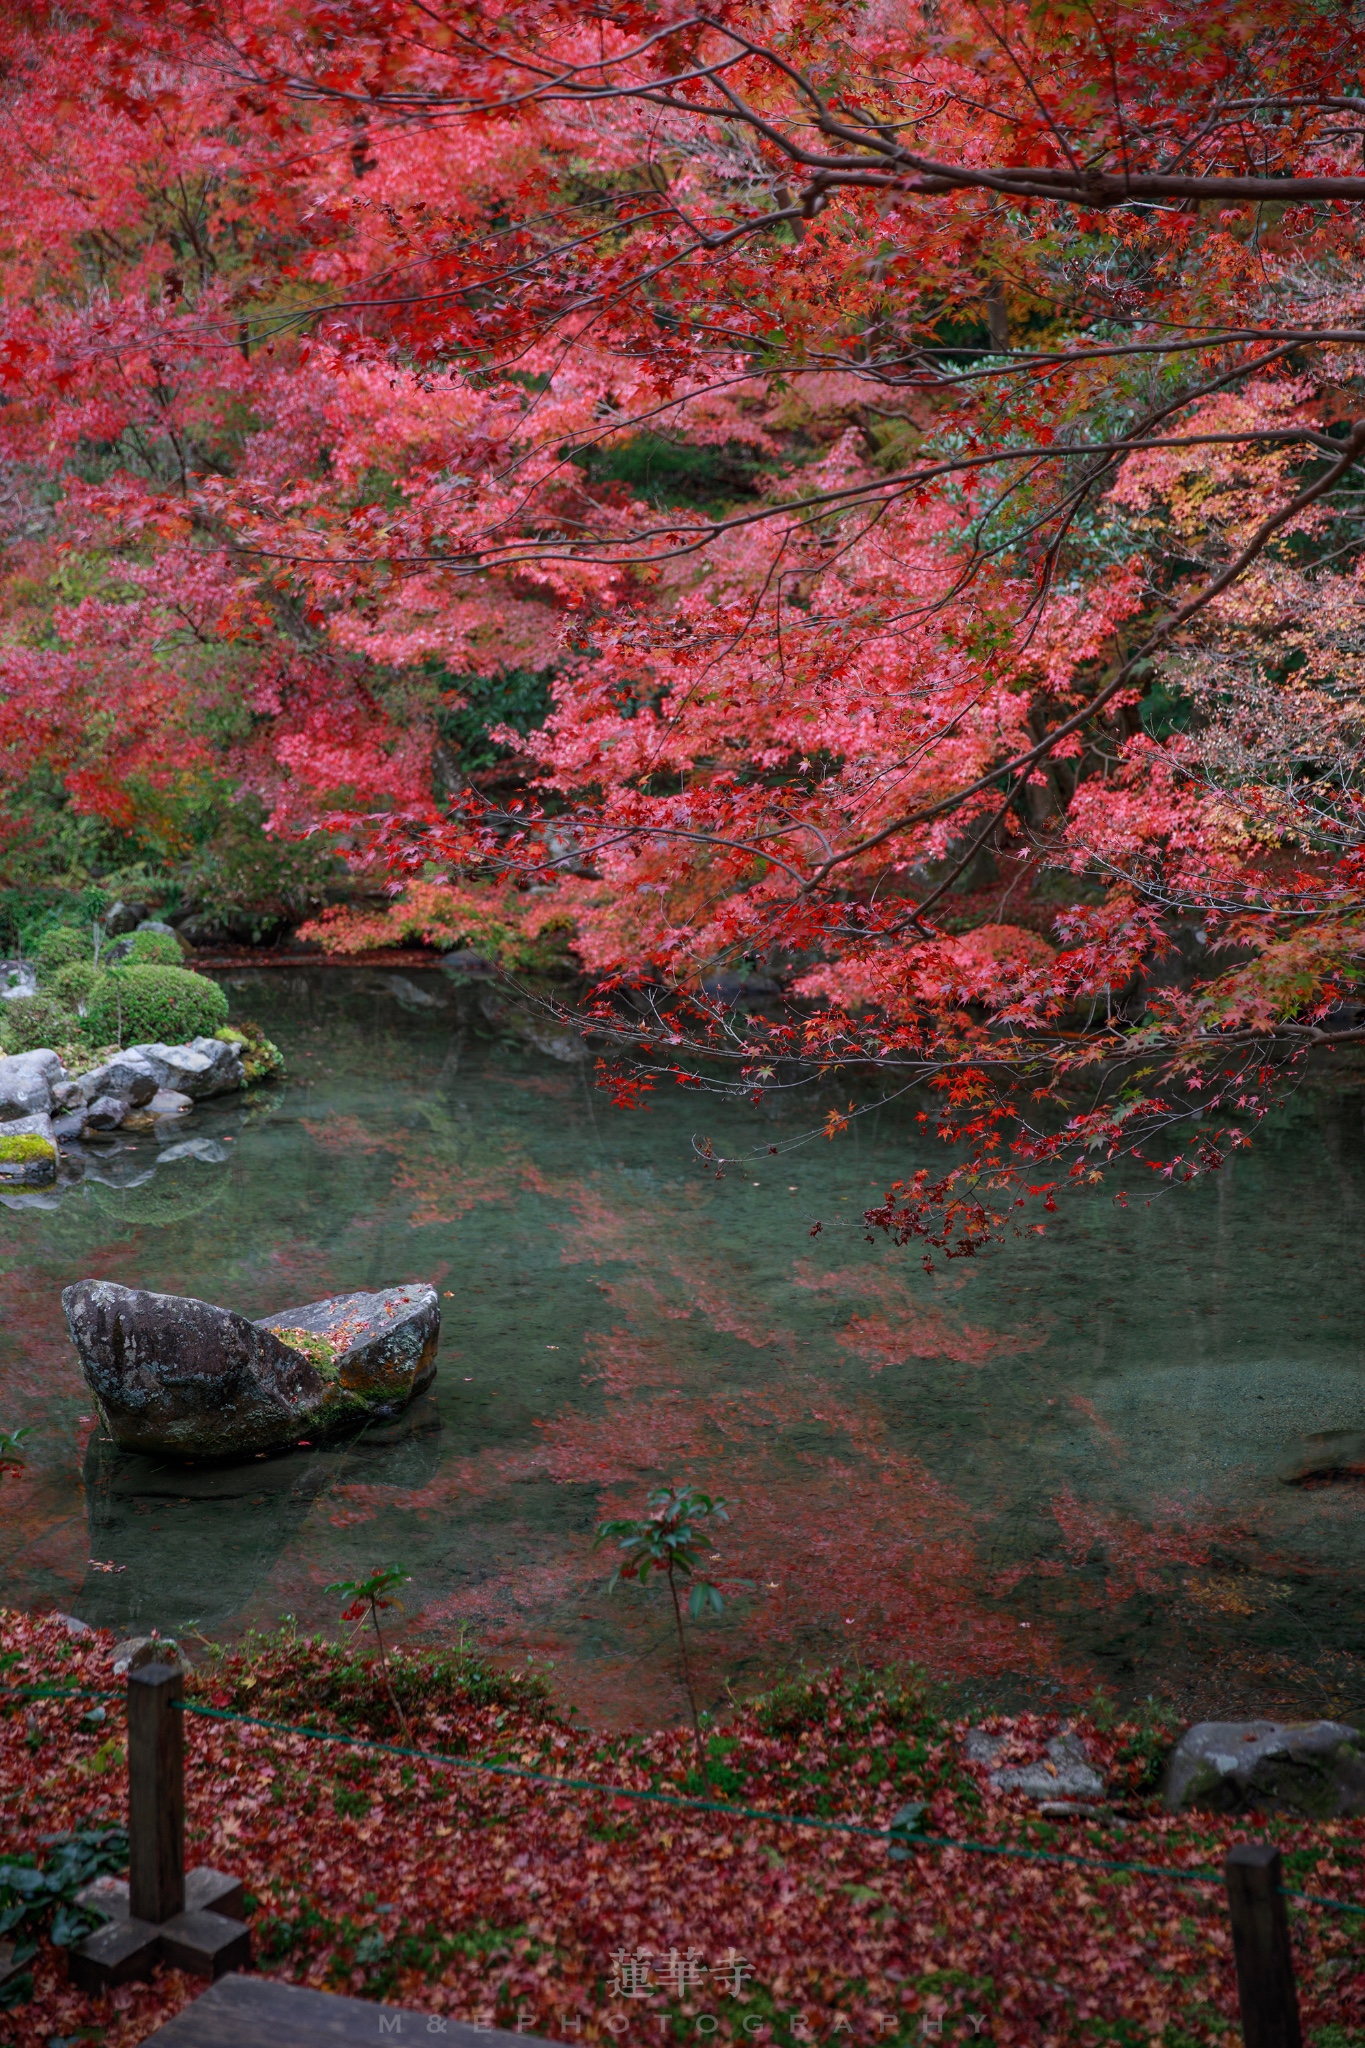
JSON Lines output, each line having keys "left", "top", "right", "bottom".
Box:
{"left": 83, "top": 1096, "right": 126, "bottom": 1133}
{"left": 150, "top": 1088, "right": 193, "bottom": 1117}
{"left": 0, "top": 1049, "right": 64, "bottom": 1120}
{"left": 1166, "top": 1720, "right": 1365, "bottom": 1818}
{"left": 63, "top": 1279, "right": 439, "bottom": 1460}
{"left": 0, "top": 1111, "right": 59, "bottom": 1186}
{"left": 78, "top": 1051, "right": 159, "bottom": 1108}
{"left": 130, "top": 1038, "right": 243, "bottom": 1099}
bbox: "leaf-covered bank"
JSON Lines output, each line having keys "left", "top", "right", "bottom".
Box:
{"left": 3, "top": 1612, "right": 1365, "bottom": 2048}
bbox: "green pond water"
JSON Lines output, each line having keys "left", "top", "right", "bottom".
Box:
{"left": 3, "top": 967, "right": 1364, "bottom": 1729}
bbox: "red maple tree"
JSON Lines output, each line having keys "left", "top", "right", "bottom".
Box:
{"left": 1, "top": 0, "right": 1363, "bottom": 1250}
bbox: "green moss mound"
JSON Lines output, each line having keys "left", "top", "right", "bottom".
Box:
{"left": 84, "top": 965, "right": 228, "bottom": 1048}
{"left": 123, "top": 928, "right": 182, "bottom": 967}
{"left": 215, "top": 1020, "right": 285, "bottom": 1083}
{"left": 0, "top": 993, "right": 76, "bottom": 1054}
{"left": 51, "top": 961, "right": 99, "bottom": 1009}
{"left": 33, "top": 925, "right": 91, "bottom": 977}
{"left": 0, "top": 1132, "right": 56, "bottom": 1163}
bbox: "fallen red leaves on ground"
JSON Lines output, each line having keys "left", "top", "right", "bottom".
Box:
{"left": 3, "top": 1609, "right": 1363, "bottom": 2047}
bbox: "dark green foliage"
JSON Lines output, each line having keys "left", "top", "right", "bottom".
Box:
{"left": 0, "top": 885, "right": 108, "bottom": 960}
{"left": 177, "top": 792, "right": 340, "bottom": 941}
{"left": 84, "top": 963, "right": 228, "bottom": 1046}
{"left": 0, "top": 992, "right": 76, "bottom": 1054}
{"left": 0, "top": 1827, "right": 128, "bottom": 2004}
{"left": 434, "top": 665, "right": 555, "bottom": 776}
{"left": 50, "top": 960, "right": 99, "bottom": 1008}
{"left": 571, "top": 432, "right": 765, "bottom": 509}
{"left": 122, "top": 928, "right": 182, "bottom": 966}
{"left": 33, "top": 925, "right": 91, "bottom": 975}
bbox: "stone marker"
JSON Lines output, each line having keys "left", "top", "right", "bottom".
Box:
{"left": 63, "top": 1278, "right": 439, "bottom": 1459}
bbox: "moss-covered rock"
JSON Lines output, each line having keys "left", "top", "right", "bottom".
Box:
{"left": 64, "top": 1280, "right": 439, "bottom": 1458}
{"left": 0, "top": 1112, "right": 58, "bottom": 1187}
{"left": 215, "top": 1020, "right": 285, "bottom": 1084}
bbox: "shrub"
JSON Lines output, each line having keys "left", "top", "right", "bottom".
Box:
{"left": 123, "top": 928, "right": 182, "bottom": 967}
{"left": 0, "top": 993, "right": 76, "bottom": 1054}
{"left": 51, "top": 961, "right": 99, "bottom": 1010}
{"left": 215, "top": 1020, "right": 285, "bottom": 1083}
{"left": 84, "top": 965, "right": 228, "bottom": 1047}
{"left": 33, "top": 925, "right": 90, "bottom": 977}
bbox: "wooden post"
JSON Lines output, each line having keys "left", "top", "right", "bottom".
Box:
{"left": 69, "top": 1659, "right": 250, "bottom": 1989}
{"left": 127, "top": 1661, "right": 185, "bottom": 1926}
{"left": 1224, "top": 1843, "right": 1303, "bottom": 2048}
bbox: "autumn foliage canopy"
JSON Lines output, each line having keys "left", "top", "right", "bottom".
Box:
{"left": 2, "top": 0, "right": 1365, "bottom": 1247}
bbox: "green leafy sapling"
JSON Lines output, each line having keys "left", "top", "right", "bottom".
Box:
{"left": 595, "top": 1485, "right": 728, "bottom": 1784}
{"left": 0, "top": 1427, "right": 29, "bottom": 1476}
{"left": 326, "top": 1565, "right": 412, "bottom": 1743}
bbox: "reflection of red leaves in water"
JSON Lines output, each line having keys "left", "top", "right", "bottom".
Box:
{"left": 1068, "top": 1392, "right": 1125, "bottom": 1456}
{"left": 794, "top": 1261, "right": 1044, "bottom": 1369}
{"left": 303, "top": 1110, "right": 553, "bottom": 1227}
{"left": 993, "top": 1489, "right": 1217, "bottom": 1607}
{"left": 301, "top": 1114, "right": 394, "bottom": 1157}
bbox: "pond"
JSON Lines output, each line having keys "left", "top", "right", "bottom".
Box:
{"left": 3, "top": 967, "right": 1364, "bottom": 1730}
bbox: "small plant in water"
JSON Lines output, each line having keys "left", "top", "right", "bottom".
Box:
{"left": 595, "top": 1485, "right": 728, "bottom": 1784}
{"left": 0, "top": 1426, "right": 29, "bottom": 1476}
{"left": 326, "top": 1566, "right": 412, "bottom": 1742}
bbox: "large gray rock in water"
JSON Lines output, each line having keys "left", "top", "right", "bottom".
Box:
{"left": 63, "top": 1279, "right": 439, "bottom": 1459}
{"left": 0, "top": 1049, "right": 64, "bottom": 1120}
{"left": 1165, "top": 1720, "right": 1365, "bottom": 1818}
{"left": 0, "top": 1111, "right": 58, "bottom": 1186}
{"left": 128, "top": 1038, "right": 243, "bottom": 1099}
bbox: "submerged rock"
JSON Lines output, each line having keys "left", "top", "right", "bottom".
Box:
{"left": 63, "top": 1279, "right": 439, "bottom": 1459}
{"left": 1165, "top": 1719, "right": 1365, "bottom": 1817}
{"left": 1279, "top": 1430, "right": 1365, "bottom": 1486}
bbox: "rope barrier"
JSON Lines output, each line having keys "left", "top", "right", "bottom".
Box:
{"left": 7, "top": 1684, "right": 1364, "bottom": 1916}
{"left": 176, "top": 1695, "right": 1230, "bottom": 1882}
